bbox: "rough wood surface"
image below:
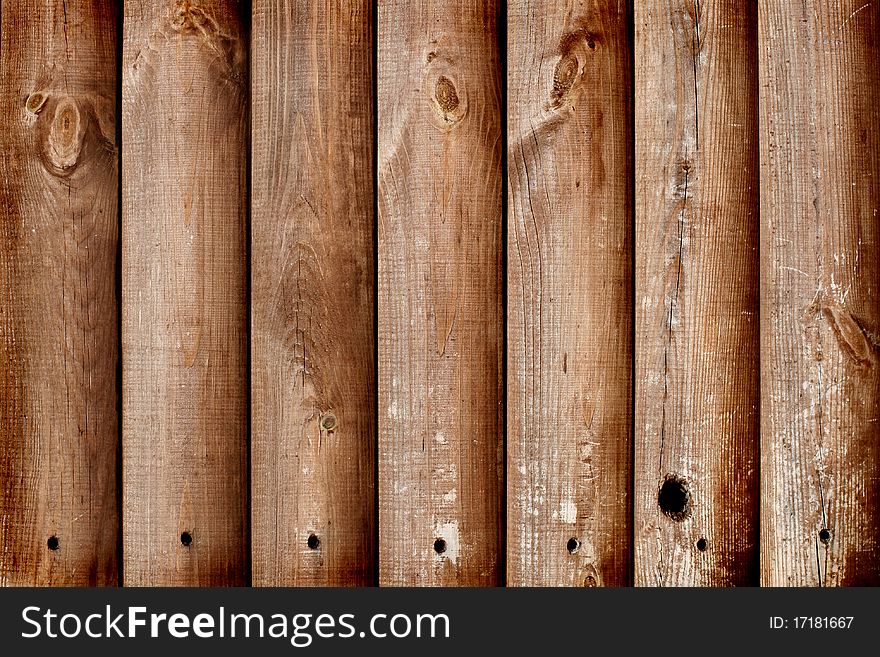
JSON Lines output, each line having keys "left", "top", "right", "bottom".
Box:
{"left": 759, "top": 0, "right": 880, "bottom": 586}
{"left": 634, "top": 0, "right": 759, "bottom": 586}
{"left": 0, "top": 0, "right": 118, "bottom": 586}
{"left": 378, "top": 0, "right": 503, "bottom": 586}
{"left": 251, "top": 0, "right": 375, "bottom": 586}
{"left": 121, "top": 0, "right": 248, "bottom": 585}
{"left": 507, "top": 0, "right": 632, "bottom": 587}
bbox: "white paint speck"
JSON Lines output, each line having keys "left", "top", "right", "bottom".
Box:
{"left": 560, "top": 499, "right": 577, "bottom": 524}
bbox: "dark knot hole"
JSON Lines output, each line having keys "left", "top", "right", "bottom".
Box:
{"left": 658, "top": 474, "right": 691, "bottom": 521}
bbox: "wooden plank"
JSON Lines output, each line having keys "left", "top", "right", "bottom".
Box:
{"left": 251, "top": 1, "right": 376, "bottom": 586}
{"left": 121, "top": 0, "right": 248, "bottom": 585}
{"left": 0, "top": 0, "right": 118, "bottom": 586}
{"left": 377, "top": 0, "right": 503, "bottom": 586}
{"left": 759, "top": 0, "right": 880, "bottom": 586}
{"left": 633, "top": 1, "right": 759, "bottom": 586}
{"left": 507, "top": 0, "right": 632, "bottom": 586}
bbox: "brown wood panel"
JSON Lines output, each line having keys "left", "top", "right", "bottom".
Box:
{"left": 251, "top": 0, "right": 376, "bottom": 586}
{"left": 507, "top": 0, "right": 632, "bottom": 586}
{"left": 121, "top": 0, "right": 248, "bottom": 585}
{"left": 634, "top": 0, "right": 759, "bottom": 586}
{"left": 759, "top": 0, "right": 880, "bottom": 586}
{"left": 0, "top": 0, "right": 118, "bottom": 586}
{"left": 377, "top": 0, "right": 504, "bottom": 586}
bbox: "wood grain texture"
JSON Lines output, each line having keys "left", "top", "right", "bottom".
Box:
{"left": 121, "top": 0, "right": 248, "bottom": 585}
{"left": 0, "top": 0, "right": 118, "bottom": 586}
{"left": 378, "top": 0, "right": 503, "bottom": 586}
{"left": 507, "top": 0, "right": 632, "bottom": 587}
{"left": 251, "top": 1, "right": 375, "bottom": 586}
{"left": 760, "top": 0, "right": 880, "bottom": 586}
{"left": 634, "top": 0, "right": 759, "bottom": 586}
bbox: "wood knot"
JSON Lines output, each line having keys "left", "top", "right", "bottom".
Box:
{"left": 435, "top": 76, "right": 459, "bottom": 113}
{"left": 548, "top": 28, "right": 598, "bottom": 110}
{"left": 47, "top": 96, "right": 84, "bottom": 172}
{"left": 582, "top": 564, "right": 600, "bottom": 587}
{"left": 171, "top": 0, "right": 217, "bottom": 35}
{"left": 424, "top": 49, "right": 466, "bottom": 129}
{"left": 320, "top": 413, "right": 337, "bottom": 432}
{"left": 169, "top": 0, "right": 245, "bottom": 88}
{"left": 432, "top": 75, "right": 465, "bottom": 127}
{"left": 820, "top": 304, "right": 876, "bottom": 371}
{"left": 673, "top": 159, "right": 693, "bottom": 201}
{"left": 25, "top": 92, "right": 49, "bottom": 115}
{"left": 551, "top": 55, "right": 579, "bottom": 107}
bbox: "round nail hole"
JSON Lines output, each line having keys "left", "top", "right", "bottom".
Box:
{"left": 307, "top": 533, "right": 320, "bottom": 550}
{"left": 47, "top": 535, "right": 60, "bottom": 551}
{"left": 819, "top": 528, "right": 832, "bottom": 543}
{"left": 180, "top": 531, "right": 193, "bottom": 546}
{"left": 696, "top": 537, "right": 708, "bottom": 552}
{"left": 658, "top": 473, "right": 691, "bottom": 521}
{"left": 433, "top": 538, "right": 447, "bottom": 554}
{"left": 567, "top": 537, "right": 580, "bottom": 554}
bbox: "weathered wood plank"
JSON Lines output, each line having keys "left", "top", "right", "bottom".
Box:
{"left": 251, "top": 0, "right": 376, "bottom": 586}
{"left": 759, "top": 0, "right": 880, "bottom": 586}
{"left": 0, "top": 0, "right": 118, "bottom": 586}
{"left": 507, "top": 0, "right": 632, "bottom": 586}
{"left": 378, "top": 0, "right": 504, "bottom": 586}
{"left": 634, "top": 0, "right": 759, "bottom": 586}
{"left": 121, "top": 0, "right": 248, "bottom": 585}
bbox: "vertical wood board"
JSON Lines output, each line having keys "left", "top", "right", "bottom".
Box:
{"left": 759, "top": 0, "right": 880, "bottom": 586}
{"left": 634, "top": 0, "right": 760, "bottom": 586}
{"left": 121, "top": 0, "right": 249, "bottom": 586}
{"left": 507, "top": 0, "right": 633, "bottom": 587}
{"left": 251, "top": 0, "right": 376, "bottom": 586}
{"left": 0, "top": 0, "right": 119, "bottom": 586}
{"left": 378, "top": 0, "right": 504, "bottom": 586}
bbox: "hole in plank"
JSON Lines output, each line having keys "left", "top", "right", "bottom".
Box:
{"left": 307, "top": 533, "right": 320, "bottom": 550}
{"left": 819, "top": 528, "right": 832, "bottom": 544}
{"left": 180, "top": 531, "right": 193, "bottom": 547}
{"left": 567, "top": 537, "right": 580, "bottom": 554}
{"left": 696, "top": 537, "right": 708, "bottom": 552}
{"left": 47, "top": 535, "right": 60, "bottom": 551}
{"left": 658, "top": 473, "right": 691, "bottom": 521}
{"left": 433, "top": 538, "right": 447, "bottom": 554}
